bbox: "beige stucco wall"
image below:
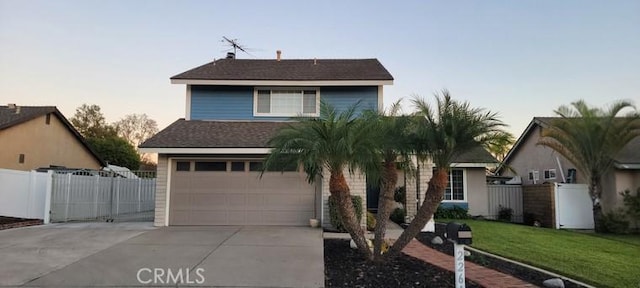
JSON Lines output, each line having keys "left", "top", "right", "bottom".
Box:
{"left": 404, "top": 161, "right": 488, "bottom": 218}
{"left": 503, "top": 126, "right": 578, "bottom": 185}
{"left": 466, "top": 167, "right": 489, "bottom": 216}
{"left": 0, "top": 114, "right": 101, "bottom": 171}
{"left": 601, "top": 169, "right": 640, "bottom": 213}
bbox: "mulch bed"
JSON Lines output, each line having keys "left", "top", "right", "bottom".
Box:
{"left": 0, "top": 216, "right": 43, "bottom": 230}
{"left": 415, "top": 232, "right": 586, "bottom": 288}
{"left": 325, "top": 239, "right": 481, "bottom": 288}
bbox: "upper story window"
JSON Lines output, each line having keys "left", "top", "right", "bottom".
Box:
{"left": 544, "top": 169, "right": 556, "bottom": 180}
{"left": 254, "top": 88, "right": 319, "bottom": 117}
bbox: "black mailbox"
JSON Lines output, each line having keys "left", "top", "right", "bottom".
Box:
{"left": 445, "top": 222, "right": 472, "bottom": 245}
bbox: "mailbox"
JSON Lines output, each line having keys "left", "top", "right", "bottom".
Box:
{"left": 445, "top": 222, "right": 472, "bottom": 245}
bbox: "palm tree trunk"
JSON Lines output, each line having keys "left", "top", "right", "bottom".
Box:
{"left": 373, "top": 160, "right": 398, "bottom": 260}
{"left": 386, "top": 168, "right": 448, "bottom": 258}
{"left": 590, "top": 177, "right": 604, "bottom": 232}
{"left": 330, "top": 170, "right": 372, "bottom": 259}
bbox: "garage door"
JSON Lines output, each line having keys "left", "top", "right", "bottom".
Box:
{"left": 169, "top": 160, "right": 315, "bottom": 225}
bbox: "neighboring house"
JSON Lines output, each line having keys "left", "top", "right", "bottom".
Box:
{"left": 499, "top": 117, "right": 640, "bottom": 212}
{"left": 140, "top": 52, "right": 497, "bottom": 227}
{"left": 0, "top": 105, "right": 105, "bottom": 171}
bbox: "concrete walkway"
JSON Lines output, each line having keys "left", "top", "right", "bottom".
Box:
{"left": 403, "top": 240, "right": 537, "bottom": 288}
{"left": 1, "top": 224, "right": 324, "bottom": 287}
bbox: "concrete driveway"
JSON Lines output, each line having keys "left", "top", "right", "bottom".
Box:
{"left": 0, "top": 223, "right": 324, "bottom": 288}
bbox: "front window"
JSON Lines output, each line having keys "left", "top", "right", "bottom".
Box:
{"left": 254, "top": 89, "right": 319, "bottom": 117}
{"left": 443, "top": 169, "right": 465, "bottom": 201}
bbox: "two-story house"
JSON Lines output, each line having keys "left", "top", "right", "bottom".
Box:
{"left": 140, "top": 53, "right": 393, "bottom": 227}
{"left": 141, "top": 53, "right": 499, "bottom": 227}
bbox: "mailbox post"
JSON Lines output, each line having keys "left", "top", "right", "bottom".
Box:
{"left": 445, "top": 222, "right": 472, "bottom": 288}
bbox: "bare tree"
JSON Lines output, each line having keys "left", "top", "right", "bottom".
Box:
{"left": 114, "top": 114, "right": 158, "bottom": 162}
{"left": 114, "top": 114, "right": 158, "bottom": 147}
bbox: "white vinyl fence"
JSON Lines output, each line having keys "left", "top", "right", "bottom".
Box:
{"left": 0, "top": 168, "right": 155, "bottom": 223}
{"left": 50, "top": 171, "right": 155, "bottom": 222}
{"left": 487, "top": 184, "right": 523, "bottom": 223}
{"left": 0, "top": 169, "right": 51, "bottom": 220}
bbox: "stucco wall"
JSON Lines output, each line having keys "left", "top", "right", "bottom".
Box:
{"left": 466, "top": 167, "right": 489, "bottom": 216}
{"left": 503, "top": 126, "right": 577, "bottom": 185}
{"left": 601, "top": 169, "right": 640, "bottom": 213}
{"left": 0, "top": 114, "right": 101, "bottom": 171}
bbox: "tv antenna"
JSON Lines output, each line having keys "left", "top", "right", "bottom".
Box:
{"left": 222, "top": 36, "right": 254, "bottom": 57}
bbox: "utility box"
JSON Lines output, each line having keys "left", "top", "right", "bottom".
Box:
{"left": 445, "top": 222, "right": 472, "bottom": 245}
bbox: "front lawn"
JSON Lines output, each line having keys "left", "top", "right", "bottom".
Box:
{"left": 437, "top": 219, "right": 640, "bottom": 288}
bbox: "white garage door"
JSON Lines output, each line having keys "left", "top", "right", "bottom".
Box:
{"left": 169, "top": 160, "right": 315, "bottom": 226}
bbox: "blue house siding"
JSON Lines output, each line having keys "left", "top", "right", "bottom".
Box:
{"left": 190, "top": 86, "right": 254, "bottom": 120}
{"left": 320, "top": 86, "right": 379, "bottom": 114}
{"left": 190, "top": 85, "right": 379, "bottom": 120}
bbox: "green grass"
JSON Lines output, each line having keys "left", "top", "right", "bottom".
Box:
{"left": 437, "top": 219, "right": 640, "bottom": 288}
{"left": 588, "top": 232, "right": 640, "bottom": 246}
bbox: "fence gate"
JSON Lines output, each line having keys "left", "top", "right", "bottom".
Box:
{"left": 50, "top": 170, "right": 155, "bottom": 222}
{"left": 555, "top": 183, "right": 594, "bottom": 229}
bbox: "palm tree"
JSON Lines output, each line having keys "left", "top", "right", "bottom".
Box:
{"left": 362, "top": 101, "right": 413, "bottom": 260}
{"left": 486, "top": 131, "right": 515, "bottom": 162}
{"left": 387, "top": 91, "right": 506, "bottom": 257}
{"left": 263, "top": 102, "right": 381, "bottom": 259}
{"left": 537, "top": 100, "right": 640, "bottom": 232}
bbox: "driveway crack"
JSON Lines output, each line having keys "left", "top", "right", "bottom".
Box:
{"left": 189, "top": 226, "right": 242, "bottom": 271}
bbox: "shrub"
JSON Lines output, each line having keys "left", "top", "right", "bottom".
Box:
{"left": 366, "top": 211, "right": 376, "bottom": 231}
{"left": 434, "top": 205, "right": 469, "bottom": 219}
{"left": 600, "top": 209, "right": 630, "bottom": 234}
{"left": 621, "top": 187, "right": 640, "bottom": 229}
{"left": 328, "top": 195, "right": 363, "bottom": 232}
{"left": 390, "top": 208, "right": 406, "bottom": 225}
{"left": 498, "top": 205, "right": 513, "bottom": 222}
{"left": 394, "top": 186, "right": 406, "bottom": 203}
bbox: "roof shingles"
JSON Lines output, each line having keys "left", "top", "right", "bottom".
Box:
{"left": 140, "top": 120, "right": 291, "bottom": 148}
{"left": 0, "top": 106, "right": 57, "bottom": 130}
{"left": 171, "top": 59, "right": 394, "bottom": 81}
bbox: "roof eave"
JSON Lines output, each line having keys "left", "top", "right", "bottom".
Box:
{"left": 170, "top": 79, "right": 393, "bottom": 86}
{"left": 451, "top": 162, "right": 499, "bottom": 168}
{"left": 139, "top": 147, "right": 272, "bottom": 154}
{"left": 614, "top": 163, "right": 640, "bottom": 170}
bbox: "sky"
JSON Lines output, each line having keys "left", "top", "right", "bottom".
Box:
{"left": 1, "top": 0, "right": 639, "bottom": 136}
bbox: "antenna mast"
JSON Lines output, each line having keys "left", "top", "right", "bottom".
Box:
{"left": 222, "top": 36, "right": 249, "bottom": 55}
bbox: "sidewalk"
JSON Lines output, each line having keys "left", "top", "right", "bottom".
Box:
{"left": 402, "top": 240, "right": 538, "bottom": 288}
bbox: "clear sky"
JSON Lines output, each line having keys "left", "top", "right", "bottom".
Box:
{"left": 1, "top": 0, "right": 638, "bottom": 136}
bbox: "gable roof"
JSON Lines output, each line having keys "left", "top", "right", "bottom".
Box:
{"left": 452, "top": 146, "right": 499, "bottom": 165}
{"left": 140, "top": 119, "right": 497, "bottom": 165}
{"left": 171, "top": 58, "right": 394, "bottom": 82}
{"left": 0, "top": 105, "right": 107, "bottom": 166}
{"left": 500, "top": 117, "right": 640, "bottom": 172}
